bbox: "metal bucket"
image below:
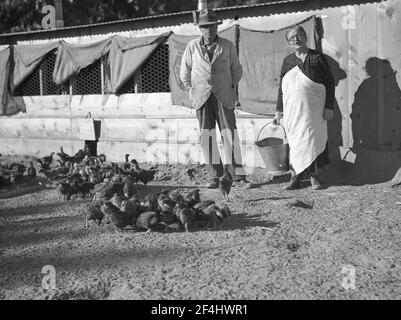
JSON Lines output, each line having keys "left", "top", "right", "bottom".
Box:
{"left": 255, "top": 122, "right": 289, "bottom": 174}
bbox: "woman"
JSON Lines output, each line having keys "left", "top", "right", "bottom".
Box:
{"left": 273, "top": 26, "right": 335, "bottom": 190}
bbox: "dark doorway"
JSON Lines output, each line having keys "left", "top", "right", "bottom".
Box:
{"left": 84, "top": 120, "right": 101, "bottom": 156}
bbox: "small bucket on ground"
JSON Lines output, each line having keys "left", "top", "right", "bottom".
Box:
{"left": 255, "top": 122, "right": 289, "bottom": 174}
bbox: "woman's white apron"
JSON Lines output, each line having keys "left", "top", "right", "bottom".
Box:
{"left": 281, "top": 65, "right": 327, "bottom": 174}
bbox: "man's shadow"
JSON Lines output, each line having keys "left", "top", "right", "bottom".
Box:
{"left": 348, "top": 57, "right": 401, "bottom": 184}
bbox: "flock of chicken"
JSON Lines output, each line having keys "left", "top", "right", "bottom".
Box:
{"left": 0, "top": 147, "right": 234, "bottom": 233}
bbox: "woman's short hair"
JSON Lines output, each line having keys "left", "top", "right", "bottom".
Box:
{"left": 286, "top": 26, "right": 307, "bottom": 41}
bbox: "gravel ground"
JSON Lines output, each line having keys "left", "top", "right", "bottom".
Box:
{"left": 0, "top": 160, "right": 401, "bottom": 300}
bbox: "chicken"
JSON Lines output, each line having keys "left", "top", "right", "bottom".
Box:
{"left": 57, "top": 147, "right": 75, "bottom": 163}
{"left": 141, "top": 192, "right": 165, "bottom": 212}
{"left": 73, "top": 149, "right": 86, "bottom": 163}
{"left": 110, "top": 162, "right": 121, "bottom": 175}
{"left": 111, "top": 193, "right": 124, "bottom": 209}
{"left": 120, "top": 199, "right": 141, "bottom": 226}
{"left": 36, "top": 158, "right": 51, "bottom": 171}
{"left": 0, "top": 175, "right": 10, "bottom": 188}
{"left": 41, "top": 152, "right": 55, "bottom": 167}
{"left": 204, "top": 205, "right": 232, "bottom": 230}
{"left": 11, "top": 163, "right": 26, "bottom": 175}
{"left": 97, "top": 154, "right": 107, "bottom": 164}
{"left": 219, "top": 165, "right": 233, "bottom": 202}
{"left": 192, "top": 200, "right": 215, "bottom": 211}
{"left": 74, "top": 181, "right": 95, "bottom": 199}
{"left": 130, "top": 159, "right": 155, "bottom": 185}
{"left": 167, "top": 189, "right": 184, "bottom": 203}
{"left": 92, "top": 181, "right": 124, "bottom": 202}
{"left": 80, "top": 201, "right": 104, "bottom": 229}
{"left": 159, "top": 211, "right": 179, "bottom": 232}
{"left": 57, "top": 182, "right": 78, "bottom": 202}
{"left": 177, "top": 207, "right": 197, "bottom": 232}
{"left": 195, "top": 210, "right": 220, "bottom": 229}
{"left": 184, "top": 188, "right": 200, "bottom": 207}
{"left": 123, "top": 176, "right": 137, "bottom": 198}
{"left": 82, "top": 155, "right": 90, "bottom": 166}
{"left": 56, "top": 161, "right": 70, "bottom": 175}
{"left": 157, "top": 193, "right": 176, "bottom": 212}
{"left": 101, "top": 202, "right": 134, "bottom": 232}
{"left": 135, "top": 211, "right": 160, "bottom": 233}
{"left": 89, "top": 173, "right": 102, "bottom": 185}
{"left": 10, "top": 172, "right": 23, "bottom": 186}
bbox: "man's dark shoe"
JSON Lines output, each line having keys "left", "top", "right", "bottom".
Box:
{"left": 205, "top": 179, "right": 219, "bottom": 189}
{"left": 285, "top": 174, "right": 301, "bottom": 190}
{"left": 233, "top": 178, "right": 255, "bottom": 189}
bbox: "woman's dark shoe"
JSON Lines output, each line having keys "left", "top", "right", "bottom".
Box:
{"left": 310, "top": 175, "right": 323, "bottom": 190}
{"left": 285, "top": 174, "right": 301, "bottom": 190}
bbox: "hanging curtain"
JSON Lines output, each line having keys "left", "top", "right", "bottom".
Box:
{"left": 106, "top": 32, "right": 171, "bottom": 93}
{"left": 237, "top": 16, "right": 319, "bottom": 115}
{"left": 12, "top": 42, "right": 59, "bottom": 92}
{"left": 53, "top": 38, "right": 111, "bottom": 85}
{"left": 0, "top": 47, "right": 11, "bottom": 115}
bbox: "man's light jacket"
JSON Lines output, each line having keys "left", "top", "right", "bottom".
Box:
{"left": 180, "top": 37, "right": 243, "bottom": 110}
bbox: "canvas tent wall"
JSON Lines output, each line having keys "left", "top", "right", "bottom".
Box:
{"left": 0, "top": 0, "right": 400, "bottom": 184}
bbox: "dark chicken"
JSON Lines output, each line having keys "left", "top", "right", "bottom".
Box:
{"left": 111, "top": 192, "right": 124, "bottom": 209}
{"left": 57, "top": 147, "right": 75, "bottom": 163}
{"left": 192, "top": 200, "right": 215, "bottom": 211}
{"left": 130, "top": 159, "right": 155, "bottom": 185}
{"left": 159, "top": 211, "right": 178, "bottom": 232}
{"left": 10, "top": 172, "right": 23, "bottom": 186}
{"left": 101, "top": 202, "right": 135, "bottom": 232}
{"left": 219, "top": 165, "right": 233, "bottom": 202}
{"left": 74, "top": 181, "right": 95, "bottom": 199}
{"left": 57, "top": 182, "right": 78, "bottom": 202}
{"left": 183, "top": 188, "right": 200, "bottom": 207}
{"left": 173, "top": 201, "right": 197, "bottom": 233}
{"left": 123, "top": 176, "right": 137, "bottom": 198}
{"left": 73, "top": 149, "right": 86, "bottom": 163}
{"left": 92, "top": 181, "right": 124, "bottom": 202}
{"left": 141, "top": 190, "right": 168, "bottom": 211}
{"left": 27, "top": 161, "right": 36, "bottom": 178}
{"left": 204, "top": 205, "right": 231, "bottom": 230}
{"left": 41, "top": 152, "right": 55, "bottom": 168}
{"left": 135, "top": 211, "right": 161, "bottom": 233}
{"left": 80, "top": 201, "right": 104, "bottom": 229}
{"left": 120, "top": 199, "right": 141, "bottom": 226}
{"left": 36, "top": 158, "right": 51, "bottom": 171}
{"left": 157, "top": 193, "right": 176, "bottom": 212}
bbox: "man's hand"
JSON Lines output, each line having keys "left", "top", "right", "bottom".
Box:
{"left": 323, "top": 109, "right": 334, "bottom": 121}
{"left": 272, "top": 111, "right": 282, "bottom": 125}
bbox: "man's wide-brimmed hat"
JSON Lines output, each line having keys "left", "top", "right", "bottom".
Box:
{"left": 195, "top": 8, "right": 223, "bottom": 26}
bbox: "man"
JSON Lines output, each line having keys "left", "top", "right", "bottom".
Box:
{"left": 180, "top": 8, "right": 252, "bottom": 189}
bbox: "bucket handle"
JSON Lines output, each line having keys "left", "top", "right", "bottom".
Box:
{"left": 256, "top": 122, "right": 287, "bottom": 142}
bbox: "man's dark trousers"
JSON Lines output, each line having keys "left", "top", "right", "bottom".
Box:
{"left": 196, "top": 93, "right": 246, "bottom": 181}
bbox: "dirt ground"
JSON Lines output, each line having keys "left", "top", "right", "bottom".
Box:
{"left": 0, "top": 156, "right": 401, "bottom": 300}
